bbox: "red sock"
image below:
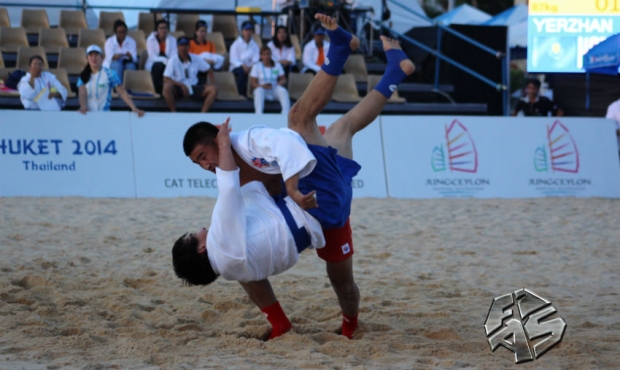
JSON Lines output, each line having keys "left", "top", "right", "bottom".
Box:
{"left": 261, "top": 301, "right": 292, "bottom": 340}
{"left": 341, "top": 312, "right": 358, "bottom": 339}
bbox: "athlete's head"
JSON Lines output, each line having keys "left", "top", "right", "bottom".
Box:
{"left": 172, "top": 227, "right": 218, "bottom": 286}
{"left": 183, "top": 121, "right": 220, "bottom": 173}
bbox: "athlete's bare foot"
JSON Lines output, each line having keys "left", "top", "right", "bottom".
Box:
{"left": 380, "top": 35, "right": 415, "bottom": 75}
{"left": 314, "top": 13, "right": 360, "bottom": 51}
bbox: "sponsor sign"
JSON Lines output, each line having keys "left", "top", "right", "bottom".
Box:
{"left": 0, "top": 111, "right": 135, "bottom": 197}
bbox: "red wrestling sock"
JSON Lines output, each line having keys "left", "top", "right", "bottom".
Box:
{"left": 341, "top": 312, "right": 358, "bottom": 339}
{"left": 261, "top": 301, "right": 292, "bottom": 340}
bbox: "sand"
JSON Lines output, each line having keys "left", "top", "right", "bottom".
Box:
{"left": 0, "top": 196, "right": 619, "bottom": 369}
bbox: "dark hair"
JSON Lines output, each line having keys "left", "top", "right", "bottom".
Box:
{"left": 113, "top": 19, "right": 127, "bottom": 33}
{"left": 259, "top": 46, "right": 275, "bottom": 66}
{"left": 526, "top": 78, "right": 541, "bottom": 89}
{"left": 183, "top": 121, "right": 219, "bottom": 156}
{"left": 79, "top": 64, "right": 92, "bottom": 84}
{"left": 28, "top": 55, "right": 44, "bottom": 67}
{"left": 155, "top": 19, "right": 169, "bottom": 30}
{"left": 172, "top": 234, "right": 218, "bottom": 286}
{"left": 195, "top": 20, "right": 208, "bottom": 31}
{"left": 272, "top": 25, "right": 292, "bottom": 48}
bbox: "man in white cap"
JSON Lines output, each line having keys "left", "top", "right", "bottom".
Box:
{"left": 229, "top": 20, "right": 260, "bottom": 96}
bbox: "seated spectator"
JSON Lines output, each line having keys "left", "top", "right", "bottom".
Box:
{"left": 229, "top": 20, "right": 260, "bottom": 97}
{"left": 18, "top": 55, "right": 67, "bottom": 111}
{"left": 250, "top": 46, "right": 289, "bottom": 115}
{"left": 267, "top": 25, "right": 296, "bottom": 74}
{"left": 189, "top": 20, "right": 225, "bottom": 70}
{"left": 512, "top": 78, "right": 564, "bottom": 117}
{"left": 146, "top": 19, "right": 177, "bottom": 94}
{"left": 302, "top": 26, "right": 330, "bottom": 74}
{"left": 77, "top": 45, "right": 144, "bottom": 117}
{"left": 103, "top": 19, "right": 138, "bottom": 83}
{"left": 162, "top": 36, "right": 217, "bottom": 113}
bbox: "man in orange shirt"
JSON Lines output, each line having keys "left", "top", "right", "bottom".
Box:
{"left": 302, "top": 26, "right": 330, "bottom": 74}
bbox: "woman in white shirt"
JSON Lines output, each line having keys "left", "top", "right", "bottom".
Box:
{"left": 250, "top": 46, "right": 290, "bottom": 115}
{"left": 18, "top": 55, "right": 67, "bottom": 110}
{"left": 103, "top": 19, "right": 137, "bottom": 83}
{"left": 267, "top": 26, "right": 296, "bottom": 74}
{"left": 145, "top": 19, "right": 177, "bottom": 94}
{"left": 77, "top": 45, "right": 144, "bottom": 116}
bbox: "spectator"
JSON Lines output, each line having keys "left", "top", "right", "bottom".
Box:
{"left": 267, "top": 25, "right": 296, "bottom": 74}
{"left": 605, "top": 98, "right": 620, "bottom": 159}
{"left": 103, "top": 19, "right": 138, "bottom": 83}
{"left": 302, "top": 26, "right": 330, "bottom": 74}
{"left": 146, "top": 19, "right": 177, "bottom": 94}
{"left": 17, "top": 55, "right": 67, "bottom": 111}
{"left": 189, "top": 20, "right": 225, "bottom": 70}
{"left": 77, "top": 45, "right": 144, "bottom": 117}
{"left": 512, "top": 78, "right": 564, "bottom": 117}
{"left": 162, "top": 36, "right": 217, "bottom": 113}
{"left": 229, "top": 20, "right": 260, "bottom": 97}
{"left": 250, "top": 46, "right": 289, "bottom": 115}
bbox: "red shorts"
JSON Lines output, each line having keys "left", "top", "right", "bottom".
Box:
{"left": 316, "top": 218, "right": 354, "bottom": 263}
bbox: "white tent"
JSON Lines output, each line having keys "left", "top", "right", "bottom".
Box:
{"left": 433, "top": 4, "right": 491, "bottom": 26}
{"left": 482, "top": 5, "right": 528, "bottom": 48}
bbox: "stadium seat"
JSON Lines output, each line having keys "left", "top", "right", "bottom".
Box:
{"left": 170, "top": 31, "right": 185, "bottom": 39}
{"left": 16, "top": 46, "right": 49, "bottom": 70}
{"left": 287, "top": 72, "right": 313, "bottom": 101}
{"left": 331, "top": 74, "right": 362, "bottom": 103}
{"left": 21, "top": 9, "right": 49, "bottom": 34}
{"left": 175, "top": 14, "right": 199, "bottom": 38}
{"left": 98, "top": 11, "right": 124, "bottom": 36}
{"left": 58, "top": 47, "right": 86, "bottom": 75}
{"left": 289, "top": 34, "right": 302, "bottom": 62}
{"left": 212, "top": 15, "right": 238, "bottom": 40}
{"left": 0, "top": 50, "right": 4, "bottom": 67}
{"left": 59, "top": 10, "right": 87, "bottom": 36}
{"left": 123, "top": 70, "right": 159, "bottom": 99}
{"left": 38, "top": 28, "right": 69, "bottom": 54}
{"left": 205, "top": 31, "right": 229, "bottom": 70}
{"left": 78, "top": 29, "right": 106, "bottom": 50}
{"left": 0, "top": 27, "right": 29, "bottom": 53}
{"left": 367, "top": 74, "right": 406, "bottom": 103}
{"left": 138, "top": 12, "right": 160, "bottom": 35}
{"left": 127, "top": 30, "right": 147, "bottom": 69}
{"left": 213, "top": 71, "right": 246, "bottom": 101}
{"left": 344, "top": 54, "right": 368, "bottom": 83}
{"left": 252, "top": 33, "right": 263, "bottom": 48}
{"left": 0, "top": 8, "right": 10, "bottom": 27}
{"left": 48, "top": 68, "right": 76, "bottom": 98}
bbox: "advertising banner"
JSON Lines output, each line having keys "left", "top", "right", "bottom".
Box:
{"left": 0, "top": 111, "right": 135, "bottom": 197}
{"left": 130, "top": 113, "right": 287, "bottom": 197}
{"left": 382, "top": 116, "right": 620, "bottom": 198}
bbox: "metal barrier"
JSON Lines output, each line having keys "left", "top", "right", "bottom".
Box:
{"left": 384, "top": 0, "right": 509, "bottom": 116}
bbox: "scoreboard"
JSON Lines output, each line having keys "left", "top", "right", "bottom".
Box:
{"left": 527, "top": 0, "right": 620, "bottom": 72}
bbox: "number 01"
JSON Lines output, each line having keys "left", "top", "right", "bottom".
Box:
{"left": 596, "top": 0, "right": 620, "bottom": 11}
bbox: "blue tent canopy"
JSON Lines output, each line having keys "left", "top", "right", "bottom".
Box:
{"left": 583, "top": 33, "right": 620, "bottom": 75}
{"left": 583, "top": 33, "right": 620, "bottom": 108}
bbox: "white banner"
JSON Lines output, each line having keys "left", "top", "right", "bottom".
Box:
{"left": 382, "top": 116, "right": 620, "bottom": 198}
{"left": 315, "top": 115, "right": 387, "bottom": 198}
{"left": 130, "top": 113, "right": 287, "bottom": 197}
{"left": 0, "top": 111, "right": 135, "bottom": 197}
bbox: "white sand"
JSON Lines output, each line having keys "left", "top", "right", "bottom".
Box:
{"left": 0, "top": 197, "right": 619, "bottom": 369}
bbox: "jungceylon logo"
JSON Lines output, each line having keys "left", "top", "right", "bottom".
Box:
{"left": 534, "top": 120, "right": 579, "bottom": 173}
{"left": 431, "top": 120, "right": 478, "bottom": 173}
{"left": 484, "top": 288, "right": 567, "bottom": 364}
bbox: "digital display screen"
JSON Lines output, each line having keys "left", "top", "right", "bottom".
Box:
{"left": 527, "top": 0, "right": 620, "bottom": 72}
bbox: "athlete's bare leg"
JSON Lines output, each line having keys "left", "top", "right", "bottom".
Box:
{"left": 288, "top": 13, "right": 359, "bottom": 147}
